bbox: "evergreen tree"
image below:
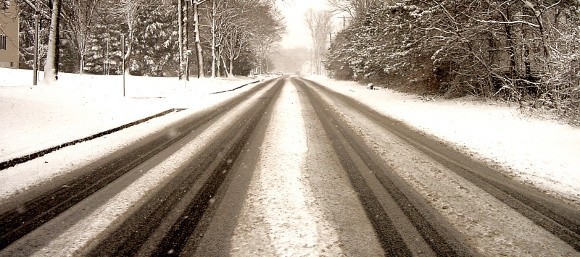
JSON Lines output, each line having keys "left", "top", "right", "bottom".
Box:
{"left": 326, "top": 0, "right": 580, "bottom": 122}
{"left": 83, "top": 0, "right": 124, "bottom": 75}
{"left": 132, "top": 2, "right": 179, "bottom": 76}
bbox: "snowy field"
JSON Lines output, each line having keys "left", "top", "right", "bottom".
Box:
{"left": 0, "top": 68, "right": 256, "bottom": 164}
{"left": 307, "top": 76, "right": 580, "bottom": 203}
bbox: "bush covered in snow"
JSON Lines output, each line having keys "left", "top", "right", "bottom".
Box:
{"left": 326, "top": 1, "right": 580, "bottom": 124}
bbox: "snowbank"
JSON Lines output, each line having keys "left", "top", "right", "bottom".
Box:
{"left": 0, "top": 68, "right": 255, "bottom": 163}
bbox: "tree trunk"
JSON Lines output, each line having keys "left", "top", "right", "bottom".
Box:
{"left": 502, "top": 6, "right": 517, "bottom": 84}
{"left": 178, "top": 0, "right": 185, "bottom": 80}
{"left": 123, "top": 17, "right": 135, "bottom": 75}
{"left": 79, "top": 54, "right": 84, "bottom": 75}
{"left": 222, "top": 57, "right": 231, "bottom": 77}
{"left": 216, "top": 45, "right": 221, "bottom": 77}
{"left": 210, "top": 0, "right": 216, "bottom": 78}
{"left": 193, "top": 1, "right": 205, "bottom": 78}
{"left": 183, "top": 0, "right": 189, "bottom": 80}
{"left": 124, "top": 28, "right": 133, "bottom": 75}
{"left": 229, "top": 57, "right": 234, "bottom": 76}
{"left": 44, "top": 0, "right": 61, "bottom": 85}
{"left": 522, "top": 0, "right": 549, "bottom": 60}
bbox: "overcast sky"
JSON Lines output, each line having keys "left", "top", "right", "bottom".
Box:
{"left": 277, "top": 0, "right": 329, "bottom": 49}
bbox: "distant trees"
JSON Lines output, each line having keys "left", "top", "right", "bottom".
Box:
{"left": 247, "top": 2, "right": 284, "bottom": 74}
{"left": 62, "top": 0, "right": 101, "bottom": 75}
{"left": 326, "top": 0, "right": 580, "bottom": 122}
{"left": 17, "top": 0, "right": 284, "bottom": 81}
{"left": 199, "top": 0, "right": 283, "bottom": 77}
{"left": 207, "top": 0, "right": 250, "bottom": 77}
{"left": 327, "top": 0, "right": 380, "bottom": 18}
{"left": 305, "top": 9, "right": 333, "bottom": 75}
{"left": 82, "top": 0, "right": 123, "bottom": 74}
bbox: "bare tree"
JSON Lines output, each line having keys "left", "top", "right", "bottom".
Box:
{"left": 222, "top": 21, "right": 250, "bottom": 76}
{"left": 177, "top": 0, "right": 186, "bottom": 79}
{"left": 62, "top": 0, "right": 102, "bottom": 75}
{"left": 192, "top": 0, "right": 206, "bottom": 78}
{"left": 251, "top": 2, "right": 284, "bottom": 74}
{"left": 112, "top": 0, "right": 150, "bottom": 75}
{"left": 174, "top": 0, "right": 191, "bottom": 80}
{"left": 207, "top": 0, "right": 283, "bottom": 76}
{"left": 305, "top": 9, "right": 333, "bottom": 75}
{"left": 208, "top": 0, "right": 220, "bottom": 78}
{"left": 44, "top": 0, "right": 61, "bottom": 85}
{"left": 326, "top": 0, "right": 380, "bottom": 18}
{"left": 218, "top": 0, "right": 252, "bottom": 77}
{"left": 207, "top": 0, "right": 237, "bottom": 77}
{"left": 183, "top": 0, "right": 190, "bottom": 79}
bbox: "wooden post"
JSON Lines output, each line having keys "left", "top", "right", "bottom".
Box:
{"left": 105, "top": 36, "right": 109, "bottom": 75}
{"left": 121, "top": 34, "right": 126, "bottom": 97}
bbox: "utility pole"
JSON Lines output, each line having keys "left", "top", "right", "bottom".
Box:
{"left": 339, "top": 16, "right": 348, "bottom": 29}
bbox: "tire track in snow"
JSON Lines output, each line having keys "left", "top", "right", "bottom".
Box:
{"left": 303, "top": 78, "right": 580, "bottom": 254}
{"left": 0, "top": 80, "right": 278, "bottom": 256}
{"left": 299, "top": 77, "right": 580, "bottom": 255}
{"left": 230, "top": 81, "right": 343, "bottom": 256}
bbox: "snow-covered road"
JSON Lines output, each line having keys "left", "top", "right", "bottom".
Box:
{"left": 0, "top": 74, "right": 579, "bottom": 256}
{"left": 306, "top": 75, "right": 580, "bottom": 204}
{"left": 230, "top": 83, "right": 347, "bottom": 256}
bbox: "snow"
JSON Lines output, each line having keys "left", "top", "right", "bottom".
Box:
{"left": 0, "top": 68, "right": 256, "bottom": 163}
{"left": 231, "top": 83, "right": 342, "bottom": 256}
{"left": 0, "top": 81, "right": 273, "bottom": 256}
{"left": 1, "top": 67, "right": 579, "bottom": 253}
{"left": 310, "top": 84, "right": 577, "bottom": 255}
{"left": 1, "top": 69, "right": 576, "bottom": 201}
{"left": 0, "top": 68, "right": 258, "bottom": 200}
{"left": 307, "top": 75, "right": 580, "bottom": 202}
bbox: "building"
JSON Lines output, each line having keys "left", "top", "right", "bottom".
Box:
{"left": 0, "top": 2, "right": 19, "bottom": 68}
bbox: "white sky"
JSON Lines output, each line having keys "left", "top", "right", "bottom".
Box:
{"left": 277, "top": 0, "right": 330, "bottom": 49}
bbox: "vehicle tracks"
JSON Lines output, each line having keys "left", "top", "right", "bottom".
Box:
{"left": 298, "top": 77, "right": 580, "bottom": 254}
{"left": 0, "top": 78, "right": 278, "bottom": 252}
{"left": 87, "top": 80, "right": 283, "bottom": 256}
{"left": 296, "top": 78, "right": 474, "bottom": 256}
{"left": 1, "top": 76, "right": 578, "bottom": 256}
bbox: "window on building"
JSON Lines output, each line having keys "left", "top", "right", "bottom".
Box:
{"left": 0, "top": 34, "right": 7, "bottom": 50}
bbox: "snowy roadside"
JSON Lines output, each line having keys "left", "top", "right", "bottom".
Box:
{"left": 0, "top": 68, "right": 256, "bottom": 164}
{"left": 0, "top": 80, "right": 273, "bottom": 256}
{"left": 0, "top": 68, "right": 261, "bottom": 200}
{"left": 306, "top": 75, "right": 580, "bottom": 203}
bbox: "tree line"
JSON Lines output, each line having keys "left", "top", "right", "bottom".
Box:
{"left": 12, "top": 0, "right": 284, "bottom": 84}
{"left": 326, "top": 0, "right": 580, "bottom": 123}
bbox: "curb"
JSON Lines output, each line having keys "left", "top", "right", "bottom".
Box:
{"left": 0, "top": 109, "right": 178, "bottom": 171}
{"left": 0, "top": 80, "right": 262, "bottom": 171}
{"left": 209, "top": 80, "right": 260, "bottom": 94}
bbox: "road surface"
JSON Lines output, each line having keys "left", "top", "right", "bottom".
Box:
{"left": 1, "top": 77, "right": 579, "bottom": 256}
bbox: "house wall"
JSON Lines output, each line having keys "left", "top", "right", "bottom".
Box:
{"left": 0, "top": 3, "right": 19, "bottom": 68}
